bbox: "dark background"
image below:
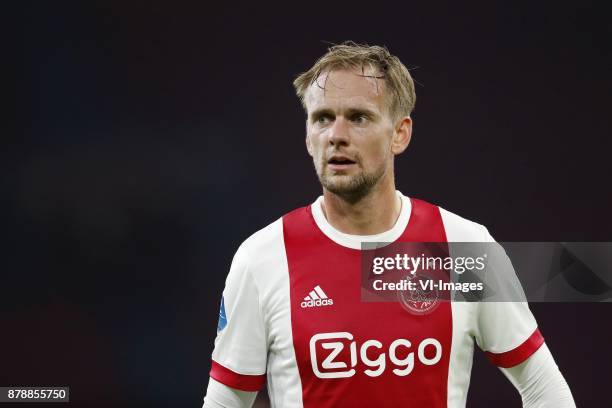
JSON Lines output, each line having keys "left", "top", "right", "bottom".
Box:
{"left": 7, "top": 1, "right": 611, "bottom": 407}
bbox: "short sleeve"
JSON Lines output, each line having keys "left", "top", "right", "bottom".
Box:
{"left": 473, "top": 229, "right": 545, "bottom": 368}
{"left": 209, "top": 244, "right": 267, "bottom": 391}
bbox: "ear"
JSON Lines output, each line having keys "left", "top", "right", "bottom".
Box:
{"left": 391, "top": 116, "right": 412, "bottom": 155}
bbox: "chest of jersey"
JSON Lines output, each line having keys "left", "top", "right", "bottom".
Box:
{"left": 282, "top": 202, "right": 453, "bottom": 407}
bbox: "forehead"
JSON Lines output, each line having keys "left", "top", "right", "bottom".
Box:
{"left": 304, "top": 68, "right": 388, "bottom": 114}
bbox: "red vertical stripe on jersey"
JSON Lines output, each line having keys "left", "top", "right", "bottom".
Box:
{"left": 485, "top": 328, "right": 545, "bottom": 368}
{"left": 283, "top": 198, "right": 452, "bottom": 408}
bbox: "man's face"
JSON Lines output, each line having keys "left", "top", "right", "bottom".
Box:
{"left": 304, "top": 68, "right": 405, "bottom": 202}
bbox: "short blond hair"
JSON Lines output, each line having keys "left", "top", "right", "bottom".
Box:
{"left": 293, "top": 41, "right": 416, "bottom": 120}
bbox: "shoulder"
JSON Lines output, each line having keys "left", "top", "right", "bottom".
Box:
{"left": 241, "top": 217, "right": 284, "bottom": 249}
{"left": 236, "top": 217, "right": 285, "bottom": 265}
{"left": 231, "top": 206, "right": 309, "bottom": 293}
{"left": 222, "top": 218, "right": 286, "bottom": 303}
{"left": 237, "top": 204, "right": 312, "bottom": 257}
{"left": 434, "top": 202, "right": 492, "bottom": 242}
{"left": 401, "top": 193, "right": 493, "bottom": 242}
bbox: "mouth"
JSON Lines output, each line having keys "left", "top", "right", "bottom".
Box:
{"left": 327, "top": 155, "right": 357, "bottom": 171}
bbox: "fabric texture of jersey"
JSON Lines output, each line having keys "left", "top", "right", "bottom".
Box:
{"left": 209, "top": 192, "right": 543, "bottom": 407}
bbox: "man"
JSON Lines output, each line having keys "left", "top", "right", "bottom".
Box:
{"left": 203, "top": 42, "right": 575, "bottom": 407}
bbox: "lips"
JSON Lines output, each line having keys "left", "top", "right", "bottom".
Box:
{"left": 327, "top": 154, "right": 357, "bottom": 171}
{"left": 327, "top": 155, "right": 356, "bottom": 165}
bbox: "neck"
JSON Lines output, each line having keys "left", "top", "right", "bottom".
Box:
{"left": 321, "top": 178, "right": 401, "bottom": 235}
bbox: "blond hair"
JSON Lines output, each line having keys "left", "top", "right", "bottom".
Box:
{"left": 293, "top": 41, "right": 416, "bottom": 120}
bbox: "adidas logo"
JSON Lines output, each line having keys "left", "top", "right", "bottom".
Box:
{"left": 301, "top": 285, "right": 334, "bottom": 308}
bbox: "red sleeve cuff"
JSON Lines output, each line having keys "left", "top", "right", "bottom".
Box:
{"left": 485, "top": 328, "right": 545, "bottom": 368}
{"left": 210, "top": 360, "right": 266, "bottom": 392}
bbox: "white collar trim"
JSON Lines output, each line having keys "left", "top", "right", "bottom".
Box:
{"left": 310, "top": 191, "right": 412, "bottom": 250}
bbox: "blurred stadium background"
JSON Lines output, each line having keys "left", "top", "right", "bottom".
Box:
{"left": 7, "top": 1, "right": 611, "bottom": 406}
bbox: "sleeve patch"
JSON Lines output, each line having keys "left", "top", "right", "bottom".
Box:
{"left": 217, "top": 296, "right": 227, "bottom": 333}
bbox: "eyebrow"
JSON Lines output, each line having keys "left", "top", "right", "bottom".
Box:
{"left": 309, "top": 107, "right": 379, "bottom": 121}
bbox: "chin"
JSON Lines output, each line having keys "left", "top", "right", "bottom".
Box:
{"left": 321, "top": 174, "right": 357, "bottom": 189}
{"left": 320, "top": 174, "right": 372, "bottom": 201}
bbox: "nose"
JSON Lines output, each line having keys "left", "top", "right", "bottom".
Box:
{"left": 327, "top": 117, "right": 350, "bottom": 147}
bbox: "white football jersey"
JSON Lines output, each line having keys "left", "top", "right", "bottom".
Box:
{"left": 209, "top": 191, "right": 543, "bottom": 407}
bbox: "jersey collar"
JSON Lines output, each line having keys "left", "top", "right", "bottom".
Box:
{"left": 310, "top": 190, "right": 412, "bottom": 250}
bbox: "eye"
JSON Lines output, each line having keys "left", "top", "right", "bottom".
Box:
{"left": 315, "top": 114, "right": 332, "bottom": 125}
{"left": 351, "top": 113, "right": 368, "bottom": 124}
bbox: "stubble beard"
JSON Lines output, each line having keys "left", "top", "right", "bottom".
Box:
{"left": 317, "top": 160, "right": 387, "bottom": 204}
